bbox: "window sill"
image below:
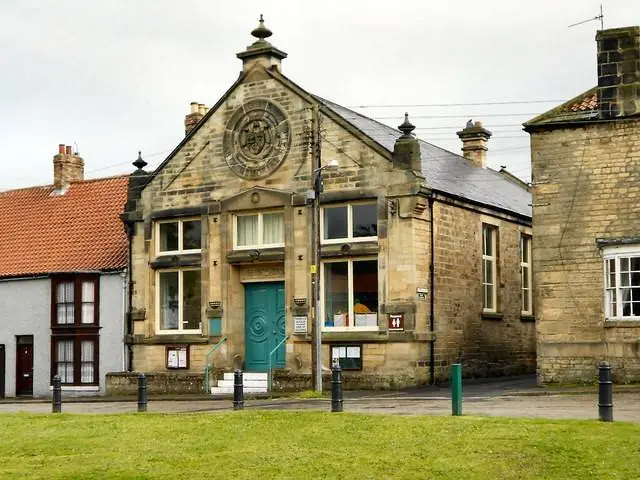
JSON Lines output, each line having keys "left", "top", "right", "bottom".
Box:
{"left": 481, "top": 311, "right": 504, "bottom": 321}
{"left": 604, "top": 320, "right": 640, "bottom": 328}
{"left": 150, "top": 253, "right": 201, "bottom": 269}
{"left": 320, "top": 330, "right": 386, "bottom": 343}
{"left": 320, "top": 241, "right": 378, "bottom": 258}
{"left": 227, "top": 247, "right": 285, "bottom": 264}
{"left": 520, "top": 314, "right": 536, "bottom": 323}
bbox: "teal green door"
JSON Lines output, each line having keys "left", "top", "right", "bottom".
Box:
{"left": 245, "top": 282, "right": 286, "bottom": 372}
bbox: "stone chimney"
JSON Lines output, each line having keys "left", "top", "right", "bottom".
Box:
{"left": 596, "top": 26, "right": 640, "bottom": 119}
{"left": 393, "top": 113, "right": 422, "bottom": 172}
{"left": 53, "top": 144, "right": 84, "bottom": 190}
{"left": 236, "top": 15, "right": 287, "bottom": 73}
{"left": 456, "top": 120, "right": 492, "bottom": 168}
{"left": 184, "top": 102, "right": 208, "bottom": 135}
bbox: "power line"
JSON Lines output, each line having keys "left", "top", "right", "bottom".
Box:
{"left": 348, "top": 99, "right": 564, "bottom": 108}
{"left": 367, "top": 113, "right": 541, "bottom": 120}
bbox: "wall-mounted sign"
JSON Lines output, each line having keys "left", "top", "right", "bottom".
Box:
{"left": 416, "top": 287, "right": 428, "bottom": 300}
{"left": 294, "top": 316, "right": 308, "bottom": 333}
{"left": 166, "top": 345, "right": 189, "bottom": 369}
{"left": 388, "top": 313, "right": 405, "bottom": 331}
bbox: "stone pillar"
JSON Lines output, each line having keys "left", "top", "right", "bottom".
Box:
{"left": 392, "top": 113, "right": 422, "bottom": 173}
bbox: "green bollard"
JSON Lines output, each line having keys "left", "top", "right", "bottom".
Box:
{"left": 451, "top": 363, "right": 462, "bottom": 416}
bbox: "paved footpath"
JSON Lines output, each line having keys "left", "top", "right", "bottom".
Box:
{"left": 0, "top": 376, "right": 637, "bottom": 422}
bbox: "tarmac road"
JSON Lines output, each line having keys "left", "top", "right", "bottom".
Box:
{"left": 0, "top": 376, "right": 637, "bottom": 422}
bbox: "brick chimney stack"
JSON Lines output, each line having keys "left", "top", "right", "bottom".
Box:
{"left": 596, "top": 26, "right": 640, "bottom": 119}
{"left": 456, "top": 120, "right": 492, "bottom": 168}
{"left": 184, "top": 102, "right": 208, "bottom": 135}
{"left": 53, "top": 144, "right": 84, "bottom": 190}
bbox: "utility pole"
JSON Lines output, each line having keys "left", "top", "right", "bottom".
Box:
{"left": 310, "top": 103, "right": 323, "bottom": 392}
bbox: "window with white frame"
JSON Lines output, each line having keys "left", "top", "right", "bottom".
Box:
{"left": 234, "top": 211, "right": 284, "bottom": 249}
{"left": 156, "top": 218, "right": 201, "bottom": 255}
{"left": 322, "top": 203, "right": 377, "bottom": 244}
{"left": 482, "top": 224, "right": 499, "bottom": 312}
{"left": 157, "top": 269, "right": 202, "bottom": 333}
{"left": 322, "top": 258, "right": 378, "bottom": 330}
{"left": 521, "top": 234, "right": 533, "bottom": 315}
{"left": 604, "top": 245, "right": 640, "bottom": 320}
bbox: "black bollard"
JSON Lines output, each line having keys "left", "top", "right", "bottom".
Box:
{"left": 137, "top": 373, "right": 148, "bottom": 412}
{"left": 331, "top": 361, "right": 343, "bottom": 412}
{"left": 52, "top": 374, "right": 62, "bottom": 413}
{"left": 598, "top": 361, "right": 613, "bottom": 422}
{"left": 233, "top": 369, "right": 244, "bottom": 410}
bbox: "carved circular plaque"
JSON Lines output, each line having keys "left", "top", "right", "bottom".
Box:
{"left": 223, "top": 100, "right": 291, "bottom": 179}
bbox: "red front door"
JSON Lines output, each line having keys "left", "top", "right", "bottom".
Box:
{"left": 16, "top": 337, "right": 33, "bottom": 396}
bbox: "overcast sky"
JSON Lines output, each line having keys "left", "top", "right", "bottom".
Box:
{"left": 1, "top": 0, "right": 638, "bottom": 190}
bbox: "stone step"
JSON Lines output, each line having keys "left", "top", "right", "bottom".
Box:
{"left": 216, "top": 379, "right": 268, "bottom": 388}
{"left": 222, "top": 372, "right": 268, "bottom": 381}
{"left": 211, "top": 386, "right": 268, "bottom": 395}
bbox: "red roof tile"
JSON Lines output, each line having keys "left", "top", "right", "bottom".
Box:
{"left": 0, "top": 176, "right": 129, "bottom": 278}
{"left": 562, "top": 91, "right": 598, "bottom": 112}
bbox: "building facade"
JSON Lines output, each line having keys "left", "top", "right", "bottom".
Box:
{"left": 525, "top": 26, "right": 640, "bottom": 383}
{"left": 0, "top": 145, "right": 128, "bottom": 397}
{"left": 118, "top": 18, "right": 535, "bottom": 392}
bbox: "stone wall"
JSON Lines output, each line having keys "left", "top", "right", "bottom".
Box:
{"left": 531, "top": 118, "right": 640, "bottom": 383}
{"left": 431, "top": 200, "right": 536, "bottom": 381}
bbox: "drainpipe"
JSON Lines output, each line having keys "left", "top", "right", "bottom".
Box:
{"left": 428, "top": 194, "right": 436, "bottom": 385}
{"left": 126, "top": 223, "right": 134, "bottom": 371}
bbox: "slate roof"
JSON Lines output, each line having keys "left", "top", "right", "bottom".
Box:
{"left": 316, "top": 97, "right": 532, "bottom": 219}
{"left": 524, "top": 87, "right": 599, "bottom": 127}
{"left": 0, "top": 176, "right": 129, "bottom": 279}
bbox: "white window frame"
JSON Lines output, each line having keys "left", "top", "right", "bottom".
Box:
{"left": 320, "top": 256, "right": 379, "bottom": 332}
{"left": 603, "top": 244, "right": 640, "bottom": 321}
{"left": 320, "top": 202, "right": 377, "bottom": 245}
{"left": 521, "top": 234, "right": 533, "bottom": 315}
{"left": 482, "top": 224, "right": 498, "bottom": 313}
{"left": 155, "top": 218, "right": 202, "bottom": 256}
{"left": 233, "top": 210, "right": 285, "bottom": 250}
{"left": 156, "top": 268, "right": 202, "bottom": 334}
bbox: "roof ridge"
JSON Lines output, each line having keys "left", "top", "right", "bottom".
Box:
{"left": 0, "top": 173, "right": 128, "bottom": 195}
{"left": 524, "top": 86, "right": 597, "bottom": 126}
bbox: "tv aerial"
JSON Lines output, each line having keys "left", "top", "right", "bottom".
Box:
{"left": 568, "top": 4, "right": 604, "bottom": 30}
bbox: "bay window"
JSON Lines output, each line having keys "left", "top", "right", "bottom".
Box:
{"left": 604, "top": 245, "right": 640, "bottom": 320}
{"left": 157, "top": 269, "right": 202, "bottom": 333}
{"left": 322, "top": 203, "right": 377, "bottom": 243}
{"left": 234, "top": 211, "right": 284, "bottom": 249}
{"left": 322, "top": 258, "right": 378, "bottom": 330}
{"left": 51, "top": 275, "right": 99, "bottom": 386}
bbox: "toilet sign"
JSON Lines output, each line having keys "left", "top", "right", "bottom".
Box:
{"left": 388, "top": 313, "right": 405, "bottom": 332}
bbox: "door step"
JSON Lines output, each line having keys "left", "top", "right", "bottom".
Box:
{"left": 211, "top": 372, "right": 269, "bottom": 395}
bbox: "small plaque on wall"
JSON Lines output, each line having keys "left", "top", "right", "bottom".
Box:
{"left": 388, "top": 313, "right": 405, "bottom": 332}
{"left": 166, "top": 345, "right": 189, "bottom": 369}
{"left": 294, "top": 316, "right": 308, "bottom": 333}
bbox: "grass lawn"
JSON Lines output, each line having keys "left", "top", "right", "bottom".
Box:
{"left": 0, "top": 411, "right": 639, "bottom": 479}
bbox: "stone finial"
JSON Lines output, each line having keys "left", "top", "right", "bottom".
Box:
{"left": 251, "top": 14, "right": 273, "bottom": 43}
{"left": 133, "top": 151, "right": 147, "bottom": 170}
{"left": 237, "top": 15, "right": 287, "bottom": 72}
{"left": 398, "top": 112, "right": 416, "bottom": 138}
{"left": 393, "top": 113, "right": 422, "bottom": 173}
